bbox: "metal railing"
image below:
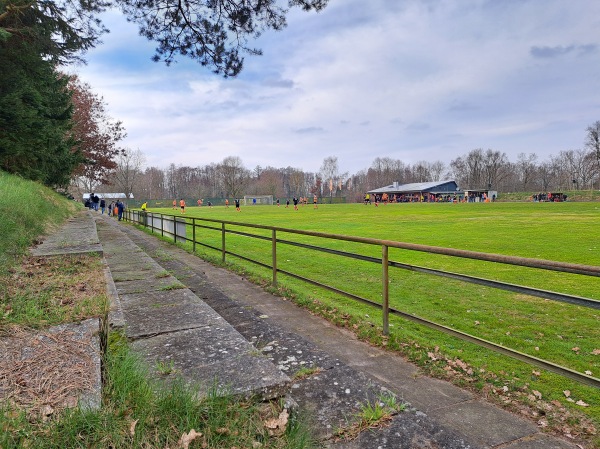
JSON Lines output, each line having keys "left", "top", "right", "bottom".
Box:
{"left": 124, "top": 209, "right": 600, "bottom": 388}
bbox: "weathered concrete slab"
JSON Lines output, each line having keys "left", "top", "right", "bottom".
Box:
{"left": 427, "top": 400, "right": 538, "bottom": 448}
{"left": 104, "top": 261, "right": 161, "bottom": 273}
{"left": 113, "top": 276, "right": 184, "bottom": 295}
{"left": 130, "top": 327, "right": 290, "bottom": 400}
{"left": 288, "top": 363, "right": 394, "bottom": 440}
{"left": 330, "top": 410, "right": 474, "bottom": 449}
{"left": 52, "top": 319, "right": 103, "bottom": 411}
{"left": 503, "top": 433, "right": 579, "bottom": 449}
{"left": 105, "top": 266, "right": 125, "bottom": 330}
{"left": 120, "top": 289, "right": 227, "bottom": 339}
{"left": 96, "top": 215, "right": 292, "bottom": 402}
{"left": 30, "top": 210, "right": 102, "bottom": 256}
{"left": 0, "top": 318, "right": 102, "bottom": 411}
{"left": 394, "top": 376, "right": 473, "bottom": 413}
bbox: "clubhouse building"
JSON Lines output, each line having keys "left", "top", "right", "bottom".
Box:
{"left": 367, "top": 180, "right": 498, "bottom": 202}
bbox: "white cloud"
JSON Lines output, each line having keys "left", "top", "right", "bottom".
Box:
{"left": 74, "top": 0, "right": 600, "bottom": 174}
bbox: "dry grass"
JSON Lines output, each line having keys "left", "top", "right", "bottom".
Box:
{"left": 0, "top": 254, "right": 107, "bottom": 419}
{"left": 1, "top": 254, "right": 107, "bottom": 327}
{"left": 0, "top": 326, "right": 97, "bottom": 419}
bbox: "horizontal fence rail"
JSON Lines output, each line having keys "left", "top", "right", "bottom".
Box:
{"left": 124, "top": 210, "right": 600, "bottom": 388}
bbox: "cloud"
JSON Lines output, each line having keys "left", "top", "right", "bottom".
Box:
{"left": 406, "top": 122, "right": 431, "bottom": 132}
{"left": 73, "top": 0, "right": 600, "bottom": 174}
{"left": 294, "top": 127, "right": 325, "bottom": 134}
{"left": 261, "top": 77, "right": 295, "bottom": 88}
{"left": 530, "top": 44, "right": 598, "bottom": 58}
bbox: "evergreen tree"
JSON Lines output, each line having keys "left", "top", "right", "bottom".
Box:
{"left": 0, "top": 37, "right": 80, "bottom": 186}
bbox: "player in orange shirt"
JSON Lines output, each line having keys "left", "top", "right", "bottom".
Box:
{"left": 313, "top": 195, "right": 318, "bottom": 209}
{"left": 179, "top": 199, "right": 186, "bottom": 213}
{"left": 172, "top": 199, "right": 177, "bottom": 209}
{"left": 225, "top": 198, "right": 229, "bottom": 208}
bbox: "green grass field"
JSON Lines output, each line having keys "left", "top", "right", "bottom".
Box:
{"left": 146, "top": 201, "right": 600, "bottom": 441}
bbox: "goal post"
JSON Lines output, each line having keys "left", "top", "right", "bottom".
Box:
{"left": 242, "top": 195, "right": 273, "bottom": 206}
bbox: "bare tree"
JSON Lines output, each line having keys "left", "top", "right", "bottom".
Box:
{"left": 137, "top": 166, "right": 167, "bottom": 200}
{"left": 450, "top": 149, "right": 484, "bottom": 188}
{"left": 319, "top": 156, "right": 339, "bottom": 199}
{"left": 585, "top": 121, "right": 600, "bottom": 188}
{"left": 515, "top": 153, "right": 538, "bottom": 191}
{"left": 219, "top": 156, "right": 248, "bottom": 198}
{"left": 114, "top": 148, "right": 146, "bottom": 199}
{"left": 482, "top": 149, "right": 510, "bottom": 190}
{"left": 286, "top": 168, "right": 306, "bottom": 197}
{"left": 429, "top": 161, "right": 447, "bottom": 181}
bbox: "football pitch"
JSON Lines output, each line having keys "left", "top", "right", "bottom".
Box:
{"left": 150, "top": 201, "right": 600, "bottom": 428}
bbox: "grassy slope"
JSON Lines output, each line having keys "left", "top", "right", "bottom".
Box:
{"left": 148, "top": 201, "right": 600, "bottom": 442}
{"left": 0, "top": 171, "right": 78, "bottom": 273}
{"left": 0, "top": 172, "right": 316, "bottom": 449}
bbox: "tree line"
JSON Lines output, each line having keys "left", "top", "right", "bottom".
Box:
{"left": 125, "top": 127, "right": 600, "bottom": 204}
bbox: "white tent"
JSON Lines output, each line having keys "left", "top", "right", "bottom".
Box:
{"left": 83, "top": 193, "right": 134, "bottom": 200}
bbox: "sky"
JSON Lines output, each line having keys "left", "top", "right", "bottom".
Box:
{"left": 73, "top": 0, "right": 600, "bottom": 175}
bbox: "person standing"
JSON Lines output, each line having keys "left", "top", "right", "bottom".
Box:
{"left": 173, "top": 199, "right": 177, "bottom": 209}
{"left": 100, "top": 198, "right": 106, "bottom": 214}
{"left": 179, "top": 199, "right": 186, "bottom": 213}
{"left": 235, "top": 198, "right": 241, "bottom": 211}
{"left": 116, "top": 200, "right": 124, "bottom": 221}
{"left": 141, "top": 201, "right": 147, "bottom": 211}
{"left": 313, "top": 194, "right": 318, "bottom": 209}
{"left": 293, "top": 197, "right": 298, "bottom": 210}
{"left": 225, "top": 198, "right": 229, "bottom": 208}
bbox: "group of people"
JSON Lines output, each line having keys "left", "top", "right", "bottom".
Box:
{"left": 84, "top": 193, "right": 125, "bottom": 220}
{"left": 165, "top": 195, "right": 319, "bottom": 212}
{"left": 531, "top": 193, "right": 567, "bottom": 202}
{"left": 364, "top": 192, "right": 496, "bottom": 204}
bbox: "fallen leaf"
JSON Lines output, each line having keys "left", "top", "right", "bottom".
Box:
{"left": 571, "top": 347, "right": 580, "bottom": 352}
{"left": 575, "top": 400, "right": 589, "bottom": 407}
{"left": 40, "top": 405, "right": 54, "bottom": 422}
{"left": 534, "top": 347, "right": 539, "bottom": 351}
{"left": 178, "top": 429, "right": 202, "bottom": 449}
{"left": 264, "top": 409, "right": 289, "bottom": 437}
{"left": 563, "top": 390, "right": 571, "bottom": 398}
{"left": 538, "top": 419, "right": 548, "bottom": 428}
{"left": 532, "top": 390, "right": 542, "bottom": 399}
{"left": 129, "top": 419, "right": 139, "bottom": 436}
{"left": 592, "top": 349, "right": 600, "bottom": 355}
{"left": 585, "top": 370, "right": 593, "bottom": 376}
{"left": 427, "top": 352, "right": 438, "bottom": 361}
{"left": 215, "top": 427, "right": 230, "bottom": 435}
{"left": 502, "top": 386, "right": 509, "bottom": 393}
{"left": 474, "top": 320, "right": 480, "bottom": 325}
{"left": 532, "top": 370, "right": 541, "bottom": 377}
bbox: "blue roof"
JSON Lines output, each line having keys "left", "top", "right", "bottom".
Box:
{"left": 368, "top": 180, "right": 460, "bottom": 194}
